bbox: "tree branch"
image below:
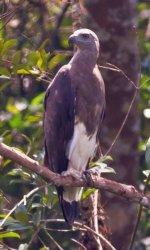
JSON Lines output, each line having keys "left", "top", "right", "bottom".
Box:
{"left": 0, "top": 142, "right": 149, "bottom": 208}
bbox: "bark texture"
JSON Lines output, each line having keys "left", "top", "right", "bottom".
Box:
{"left": 83, "top": 0, "right": 140, "bottom": 249}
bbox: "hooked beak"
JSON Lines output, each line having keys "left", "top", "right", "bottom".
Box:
{"left": 68, "top": 34, "right": 77, "bottom": 47}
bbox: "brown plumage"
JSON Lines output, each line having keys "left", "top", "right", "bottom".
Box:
{"left": 43, "top": 29, "right": 105, "bottom": 223}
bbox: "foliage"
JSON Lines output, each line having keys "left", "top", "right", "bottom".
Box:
{"left": 0, "top": 1, "right": 76, "bottom": 249}
{"left": 0, "top": 0, "right": 150, "bottom": 249}
{"left": 133, "top": 3, "right": 150, "bottom": 248}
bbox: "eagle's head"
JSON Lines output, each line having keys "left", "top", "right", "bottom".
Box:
{"left": 68, "top": 28, "right": 99, "bottom": 57}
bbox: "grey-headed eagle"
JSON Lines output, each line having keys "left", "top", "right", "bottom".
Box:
{"left": 44, "top": 29, "right": 105, "bottom": 224}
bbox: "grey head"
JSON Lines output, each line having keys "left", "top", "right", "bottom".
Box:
{"left": 68, "top": 28, "right": 100, "bottom": 58}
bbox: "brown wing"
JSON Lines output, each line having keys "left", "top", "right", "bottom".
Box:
{"left": 43, "top": 67, "right": 75, "bottom": 174}
{"left": 43, "top": 66, "right": 78, "bottom": 224}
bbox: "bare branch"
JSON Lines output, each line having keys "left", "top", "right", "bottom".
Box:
{"left": 71, "top": 238, "right": 88, "bottom": 250}
{"left": 0, "top": 186, "right": 44, "bottom": 228}
{"left": 0, "top": 142, "right": 150, "bottom": 210}
{"left": 74, "top": 222, "right": 116, "bottom": 250}
{"left": 40, "top": 218, "right": 115, "bottom": 250}
{"left": 43, "top": 229, "right": 63, "bottom": 250}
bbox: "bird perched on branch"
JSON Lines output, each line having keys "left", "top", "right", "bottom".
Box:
{"left": 43, "top": 28, "right": 105, "bottom": 224}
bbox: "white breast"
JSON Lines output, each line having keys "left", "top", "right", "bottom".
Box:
{"left": 67, "top": 122, "right": 97, "bottom": 172}
{"left": 63, "top": 122, "right": 97, "bottom": 203}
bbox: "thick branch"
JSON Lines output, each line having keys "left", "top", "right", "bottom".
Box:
{"left": 0, "top": 142, "right": 149, "bottom": 208}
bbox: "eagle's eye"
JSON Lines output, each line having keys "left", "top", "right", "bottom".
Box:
{"left": 81, "top": 33, "right": 90, "bottom": 39}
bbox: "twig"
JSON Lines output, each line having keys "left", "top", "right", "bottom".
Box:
{"left": 39, "top": 218, "right": 114, "bottom": 250}
{"left": 45, "top": 227, "right": 78, "bottom": 232}
{"left": 104, "top": 89, "right": 138, "bottom": 156}
{"left": 99, "top": 63, "right": 143, "bottom": 156}
{"left": 71, "top": 238, "right": 87, "bottom": 250}
{"left": 99, "top": 63, "right": 150, "bottom": 91}
{"left": 0, "top": 8, "right": 16, "bottom": 20}
{"left": 0, "top": 142, "right": 150, "bottom": 209}
{"left": 91, "top": 190, "right": 102, "bottom": 249}
{"left": 0, "top": 189, "right": 11, "bottom": 204}
{"left": 0, "top": 12, "right": 16, "bottom": 31}
{"left": 0, "top": 240, "right": 15, "bottom": 250}
{"left": 28, "top": 227, "right": 40, "bottom": 249}
{"left": 99, "top": 65, "right": 120, "bottom": 72}
{"left": 0, "top": 185, "right": 44, "bottom": 228}
{"left": 37, "top": 234, "right": 49, "bottom": 249}
{"left": 106, "top": 63, "right": 138, "bottom": 89}
{"left": 74, "top": 221, "right": 116, "bottom": 250}
{"left": 43, "top": 229, "right": 63, "bottom": 250}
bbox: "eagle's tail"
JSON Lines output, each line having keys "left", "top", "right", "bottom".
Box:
{"left": 60, "top": 198, "right": 78, "bottom": 224}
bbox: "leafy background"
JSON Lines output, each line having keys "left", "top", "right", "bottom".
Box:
{"left": 0, "top": 1, "right": 150, "bottom": 249}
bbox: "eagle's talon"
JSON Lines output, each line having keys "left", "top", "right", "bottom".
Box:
{"left": 61, "top": 169, "right": 82, "bottom": 179}
{"left": 82, "top": 170, "right": 94, "bottom": 187}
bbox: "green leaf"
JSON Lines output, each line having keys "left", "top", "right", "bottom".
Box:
{"left": 12, "top": 51, "right": 21, "bottom": 65}
{"left": 0, "top": 81, "right": 11, "bottom": 91}
{"left": 34, "top": 49, "right": 50, "bottom": 71}
{"left": 17, "top": 69, "right": 30, "bottom": 74}
{"left": 0, "top": 67, "right": 11, "bottom": 77}
{"left": 0, "top": 39, "right": 4, "bottom": 54}
{"left": 14, "top": 205, "right": 29, "bottom": 223}
{"left": 0, "top": 214, "right": 13, "bottom": 220}
{"left": 27, "top": 194, "right": 41, "bottom": 212}
{"left": 40, "top": 247, "right": 48, "bottom": 250}
{"left": 1, "top": 39, "right": 17, "bottom": 55}
{"left": 82, "top": 188, "right": 96, "bottom": 200}
{"left": 145, "top": 138, "right": 150, "bottom": 167}
{"left": 99, "top": 155, "right": 113, "bottom": 163}
{"left": 31, "top": 92, "right": 45, "bottom": 105}
{"left": 28, "top": 52, "right": 39, "bottom": 66}
{"left": 145, "top": 43, "right": 150, "bottom": 52}
{"left": 14, "top": 211, "right": 29, "bottom": 224}
{"left": 39, "top": 39, "right": 49, "bottom": 50}
{"left": 6, "top": 98, "right": 19, "bottom": 113}
{"left": 8, "top": 169, "right": 31, "bottom": 178}
{"left": 140, "top": 74, "right": 150, "bottom": 89}
{"left": 90, "top": 161, "right": 116, "bottom": 174}
{"left": 51, "top": 195, "right": 58, "bottom": 208}
{"left": 37, "top": 57, "right": 44, "bottom": 71}
{"left": 16, "top": 64, "right": 31, "bottom": 74}
{"left": 0, "top": 231, "right": 20, "bottom": 239}
{"left": 48, "top": 54, "right": 66, "bottom": 70}
{"left": 28, "top": 69, "right": 40, "bottom": 75}
{"left": 3, "top": 159, "right": 11, "bottom": 167}
{"left": 25, "top": 115, "right": 42, "bottom": 123}
{"left": 8, "top": 113, "right": 22, "bottom": 128}
{"left": 7, "top": 223, "right": 32, "bottom": 231}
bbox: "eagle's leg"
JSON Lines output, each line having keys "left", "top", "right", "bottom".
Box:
{"left": 61, "top": 168, "right": 83, "bottom": 179}
{"left": 61, "top": 167, "right": 84, "bottom": 202}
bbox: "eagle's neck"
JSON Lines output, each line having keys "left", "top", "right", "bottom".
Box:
{"left": 70, "top": 49, "right": 98, "bottom": 70}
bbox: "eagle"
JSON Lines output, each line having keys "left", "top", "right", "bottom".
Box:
{"left": 44, "top": 28, "right": 105, "bottom": 224}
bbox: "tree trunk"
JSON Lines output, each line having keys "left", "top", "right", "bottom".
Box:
{"left": 83, "top": 0, "right": 140, "bottom": 249}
